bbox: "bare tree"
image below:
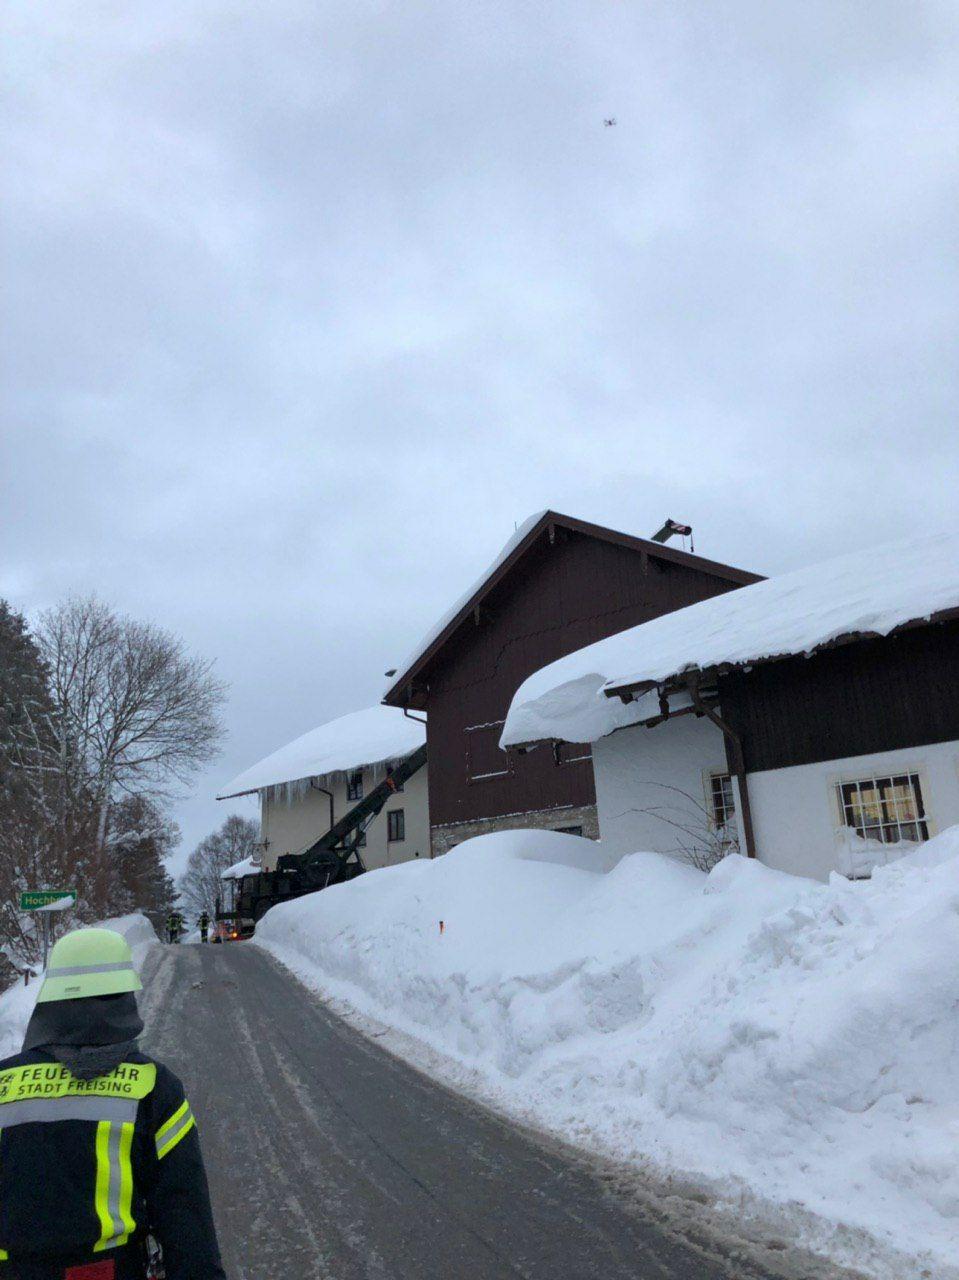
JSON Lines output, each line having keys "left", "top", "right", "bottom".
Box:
{"left": 109, "top": 794, "right": 179, "bottom": 931}
{"left": 0, "top": 597, "right": 226, "bottom": 971}
{"left": 179, "top": 815, "right": 259, "bottom": 919}
{"left": 35, "top": 597, "right": 227, "bottom": 860}
{"left": 612, "top": 782, "right": 739, "bottom": 873}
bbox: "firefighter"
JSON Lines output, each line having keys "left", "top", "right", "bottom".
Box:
{"left": 0, "top": 927, "right": 227, "bottom": 1279}
{"left": 165, "top": 911, "right": 178, "bottom": 945}
{"left": 197, "top": 911, "right": 210, "bottom": 944}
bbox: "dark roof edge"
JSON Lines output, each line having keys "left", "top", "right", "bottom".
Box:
{"left": 383, "top": 511, "right": 762, "bottom": 706}
{"left": 603, "top": 605, "right": 959, "bottom": 703}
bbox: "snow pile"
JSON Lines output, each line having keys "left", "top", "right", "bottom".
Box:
{"left": 257, "top": 826, "right": 959, "bottom": 1279}
{"left": 503, "top": 528, "right": 959, "bottom": 747}
{"left": 0, "top": 913, "right": 159, "bottom": 1060}
{"left": 217, "top": 705, "right": 425, "bottom": 798}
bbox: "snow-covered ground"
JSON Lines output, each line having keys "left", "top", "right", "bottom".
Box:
{"left": 0, "top": 912, "right": 159, "bottom": 1060}
{"left": 257, "top": 827, "right": 959, "bottom": 1280}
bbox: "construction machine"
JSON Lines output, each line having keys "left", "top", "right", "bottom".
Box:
{"left": 215, "top": 743, "right": 427, "bottom": 937}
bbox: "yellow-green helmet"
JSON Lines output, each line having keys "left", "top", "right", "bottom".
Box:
{"left": 37, "top": 928, "right": 142, "bottom": 1003}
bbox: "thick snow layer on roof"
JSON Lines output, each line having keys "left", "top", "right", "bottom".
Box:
{"left": 384, "top": 511, "right": 547, "bottom": 695}
{"left": 221, "top": 857, "right": 261, "bottom": 882}
{"left": 217, "top": 705, "right": 425, "bottom": 798}
{"left": 503, "top": 529, "right": 959, "bottom": 747}
{"left": 257, "top": 824, "right": 959, "bottom": 1278}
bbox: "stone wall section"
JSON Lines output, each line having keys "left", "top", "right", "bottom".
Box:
{"left": 430, "top": 804, "right": 600, "bottom": 857}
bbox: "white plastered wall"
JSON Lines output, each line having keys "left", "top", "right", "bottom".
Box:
{"left": 591, "top": 716, "right": 732, "bottom": 862}
{"left": 259, "top": 762, "right": 430, "bottom": 872}
{"left": 592, "top": 718, "right": 959, "bottom": 882}
{"left": 748, "top": 740, "right": 959, "bottom": 881}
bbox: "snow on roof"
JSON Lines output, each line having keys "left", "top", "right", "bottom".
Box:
{"left": 217, "top": 705, "right": 426, "bottom": 799}
{"left": 221, "top": 857, "right": 261, "bottom": 881}
{"left": 502, "top": 529, "right": 959, "bottom": 748}
{"left": 383, "top": 511, "right": 547, "bottom": 698}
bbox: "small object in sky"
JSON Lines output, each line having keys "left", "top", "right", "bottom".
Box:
{"left": 604, "top": 117, "right": 617, "bottom": 127}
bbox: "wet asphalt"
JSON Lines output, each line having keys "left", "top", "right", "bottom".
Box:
{"left": 141, "top": 943, "right": 865, "bottom": 1280}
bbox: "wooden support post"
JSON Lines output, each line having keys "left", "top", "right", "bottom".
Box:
{"left": 688, "top": 687, "right": 758, "bottom": 860}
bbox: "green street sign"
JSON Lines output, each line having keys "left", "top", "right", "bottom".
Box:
{"left": 20, "top": 890, "right": 77, "bottom": 912}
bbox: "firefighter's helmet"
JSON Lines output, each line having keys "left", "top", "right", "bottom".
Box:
{"left": 37, "top": 927, "right": 143, "bottom": 1003}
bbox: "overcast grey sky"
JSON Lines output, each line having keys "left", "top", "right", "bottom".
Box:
{"left": 3, "top": 2, "right": 958, "bottom": 873}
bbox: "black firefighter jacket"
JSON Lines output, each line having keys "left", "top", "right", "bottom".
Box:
{"left": 0, "top": 1048, "right": 226, "bottom": 1278}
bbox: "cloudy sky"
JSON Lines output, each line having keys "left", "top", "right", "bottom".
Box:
{"left": 3, "top": 2, "right": 958, "bottom": 872}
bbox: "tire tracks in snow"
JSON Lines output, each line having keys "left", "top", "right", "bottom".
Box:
{"left": 140, "top": 943, "right": 868, "bottom": 1280}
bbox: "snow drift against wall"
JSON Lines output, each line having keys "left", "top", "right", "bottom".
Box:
{"left": 257, "top": 825, "right": 959, "bottom": 1280}
{"left": 502, "top": 528, "right": 959, "bottom": 748}
{"left": 217, "top": 705, "right": 425, "bottom": 798}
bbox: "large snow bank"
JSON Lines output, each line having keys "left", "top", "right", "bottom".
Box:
{"left": 0, "top": 913, "right": 159, "bottom": 1060}
{"left": 503, "top": 528, "right": 959, "bottom": 747}
{"left": 217, "top": 705, "right": 425, "bottom": 798}
{"left": 257, "top": 826, "right": 959, "bottom": 1279}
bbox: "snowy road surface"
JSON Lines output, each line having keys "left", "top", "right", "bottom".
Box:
{"left": 141, "top": 943, "right": 863, "bottom": 1280}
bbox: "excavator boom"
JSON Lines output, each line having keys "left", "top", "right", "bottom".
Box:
{"left": 216, "top": 743, "right": 427, "bottom": 935}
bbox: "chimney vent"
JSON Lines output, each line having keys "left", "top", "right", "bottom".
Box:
{"left": 651, "top": 518, "right": 694, "bottom": 552}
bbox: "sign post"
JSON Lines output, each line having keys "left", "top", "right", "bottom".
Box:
{"left": 20, "top": 890, "right": 78, "bottom": 970}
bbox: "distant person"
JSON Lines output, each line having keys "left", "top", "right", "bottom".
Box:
{"left": 0, "top": 927, "right": 227, "bottom": 1278}
{"left": 165, "top": 911, "right": 178, "bottom": 945}
{"left": 197, "top": 911, "right": 210, "bottom": 944}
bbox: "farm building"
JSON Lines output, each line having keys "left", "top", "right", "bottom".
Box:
{"left": 217, "top": 706, "right": 429, "bottom": 871}
{"left": 383, "top": 510, "right": 760, "bottom": 855}
{"left": 502, "top": 530, "right": 959, "bottom": 881}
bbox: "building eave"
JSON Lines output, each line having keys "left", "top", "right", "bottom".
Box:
{"left": 604, "top": 606, "right": 959, "bottom": 705}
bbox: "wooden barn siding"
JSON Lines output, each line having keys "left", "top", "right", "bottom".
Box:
{"left": 427, "top": 529, "right": 741, "bottom": 828}
{"left": 718, "top": 620, "right": 959, "bottom": 774}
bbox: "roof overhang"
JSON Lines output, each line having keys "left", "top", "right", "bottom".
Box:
{"left": 603, "top": 605, "right": 959, "bottom": 705}
{"left": 216, "top": 743, "right": 419, "bottom": 801}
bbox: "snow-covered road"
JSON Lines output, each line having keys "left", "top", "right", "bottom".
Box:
{"left": 140, "top": 942, "right": 864, "bottom": 1280}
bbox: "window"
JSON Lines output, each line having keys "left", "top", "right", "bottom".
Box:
{"left": 347, "top": 770, "right": 364, "bottom": 801}
{"left": 387, "top": 809, "right": 405, "bottom": 842}
{"left": 708, "top": 773, "right": 736, "bottom": 829}
{"left": 838, "top": 774, "right": 928, "bottom": 844}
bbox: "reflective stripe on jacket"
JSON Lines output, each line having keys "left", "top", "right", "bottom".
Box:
{"left": 0, "top": 1050, "right": 224, "bottom": 1278}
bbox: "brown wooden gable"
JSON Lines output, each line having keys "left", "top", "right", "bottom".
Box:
{"left": 390, "top": 516, "right": 760, "bottom": 831}
{"left": 383, "top": 511, "right": 761, "bottom": 711}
